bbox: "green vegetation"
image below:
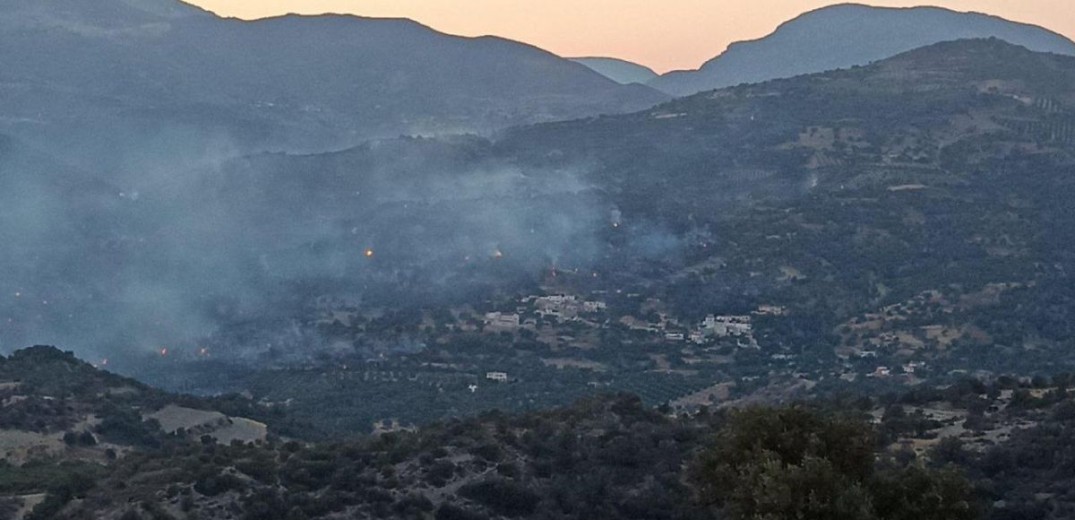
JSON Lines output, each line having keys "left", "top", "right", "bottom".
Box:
{"left": 0, "top": 460, "right": 104, "bottom": 496}
{"left": 692, "top": 407, "right": 976, "bottom": 520}
{"left": 8, "top": 392, "right": 988, "bottom": 520}
{"left": 13, "top": 348, "right": 1075, "bottom": 519}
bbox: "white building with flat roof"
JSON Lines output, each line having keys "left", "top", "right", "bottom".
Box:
{"left": 484, "top": 312, "right": 520, "bottom": 330}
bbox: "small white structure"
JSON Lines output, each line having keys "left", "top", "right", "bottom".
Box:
{"left": 535, "top": 295, "right": 581, "bottom": 320}
{"left": 484, "top": 312, "right": 521, "bottom": 330}
{"left": 701, "top": 315, "right": 753, "bottom": 337}
{"left": 582, "top": 300, "right": 608, "bottom": 313}
{"left": 664, "top": 332, "right": 685, "bottom": 341}
{"left": 902, "top": 362, "right": 925, "bottom": 374}
{"left": 542, "top": 295, "right": 575, "bottom": 305}
{"left": 754, "top": 305, "right": 787, "bottom": 316}
{"left": 869, "top": 366, "right": 892, "bottom": 378}
{"left": 486, "top": 372, "right": 509, "bottom": 383}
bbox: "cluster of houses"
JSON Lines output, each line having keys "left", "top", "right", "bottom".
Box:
{"left": 702, "top": 314, "right": 753, "bottom": 337}
{"left": 657, "top": 314, "right": 761, "bottom": 348}
{"left": 530, "top": 294, "right": 607, "bottom": 321}
{"left": 479, "top": 292, "right": 786, "bottom": 350}
{"left": 868, "top": 361, "right": 927, "bottom": 379}
{"left": 483, "top": 294, "right": 609, "bottom": 332}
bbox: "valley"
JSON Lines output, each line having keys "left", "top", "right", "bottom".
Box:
{"left": 2, "top": 1, "right": 1075, "bottom": 518}
{"left": 79, "top": 39, "right": 1075, "bottom": 444}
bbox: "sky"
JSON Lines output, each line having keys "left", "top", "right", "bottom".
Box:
{"left": 187, "top": 1, "right": 1073, "bottom": 73}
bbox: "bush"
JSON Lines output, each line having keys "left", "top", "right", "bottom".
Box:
{"left": 458, "top": 479, "right": 539, "bottom": 517}
{"left": 690, "top": 406, "right": 978, "bottom": 520}
{"left": 435, "top": 504, "right": 488, "bottom": 520}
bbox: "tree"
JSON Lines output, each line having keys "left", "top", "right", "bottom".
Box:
{"left": 870, "top": 466, "right": 978, "bottom": 520}
{"left": 930, "top": 437, "right": 969, "bottom": 466}
{"left": 690, "top": 406, "right": 978, "bottom": 520}
{"left": 457, "top": 479, "right": 539, "bottom": 517}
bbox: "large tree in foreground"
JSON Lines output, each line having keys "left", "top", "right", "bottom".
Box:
{"left": 691, "top": 407, "right": 978, "bottom": 520}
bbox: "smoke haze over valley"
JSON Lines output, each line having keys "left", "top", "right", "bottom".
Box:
{"left": 0, "top": 0, "right": 671, "bottom": 365}
{"left": 0, "top": 133, "right": 629, "bottom": 362}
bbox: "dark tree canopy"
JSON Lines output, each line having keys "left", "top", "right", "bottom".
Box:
{"left": 690, "top": 406, "right": 978, "bottom": 520}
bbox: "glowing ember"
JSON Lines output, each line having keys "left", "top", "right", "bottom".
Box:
{"left": 493, "top": 249, "right": 504, "bottom": 259}
{"left": 159, "top": 348, "right": 169, "bottom": 357}
{"left": 364, "top": 249, "right": 375, "bottom": 258}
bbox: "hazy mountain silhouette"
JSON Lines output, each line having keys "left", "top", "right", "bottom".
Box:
{"left": 649, "top": 3, "right": 1075, "bottom": 96}
{"left": 0, "top": 0, "right": 666, "bottom": 157}
{"left": 572, "top": 57, "right": 659, "bottom": 85}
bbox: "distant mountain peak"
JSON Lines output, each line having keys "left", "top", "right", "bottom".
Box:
{"left": 649, "top": 4, "right": 1075, "bottom": 96}
{"left": 571, "top": 57, "right": 659, "bottom": 85}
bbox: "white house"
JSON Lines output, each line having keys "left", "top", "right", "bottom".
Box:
{"left": 484, "top": 312, "right": 521, "bottom": 330}
{"left": 869, "top": 366, "right": 892, "bottom": 378}
{"left": 701, "top": 315, "right": 753, "bottom": 337}
{"left": 486, "top": 372, "right": 509, "bottom": 382}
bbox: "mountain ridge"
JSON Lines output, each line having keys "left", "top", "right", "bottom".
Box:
{"left": 649, "top": 3, "right": 1075, "bottom": 96}
{"left": 0, "top": 0, "right": 667, "bottom": 161}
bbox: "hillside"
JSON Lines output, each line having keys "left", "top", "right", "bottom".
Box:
{"left": 0, "top": 348, "right": 997, "bottom": 520}
{"left": 12, "top": 346, "right": 1075, "bottom": 520}
{"left": 6, "top": 37, "right": 1075, "bottom": 452}
{"left": 0, "top": 346, "right": 304, "bottom": 509}
{"left": 8, "top": 38, "right": 1075, "bottom": 382}
{"left": 649, "top": 4, "right": 1075, "bottom": 96}
{"left": 0, "top": 0, "right": 666, "bottom": 160}
{"left": 493, "top": 38, "right": 1075, "bottom": 373}
{"left": 0, "top": 345, "right": 330, "bottom": 517}
{"left": 10, "top": 5, "right": 1075, "bottom": 519}
{"left": 98, "top": 38, "right": 1075, "bottom": 437}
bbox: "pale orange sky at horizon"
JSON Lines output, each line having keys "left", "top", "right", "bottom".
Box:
{"left": 187, "top": 1, "right": 1074, "bottom": 73}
